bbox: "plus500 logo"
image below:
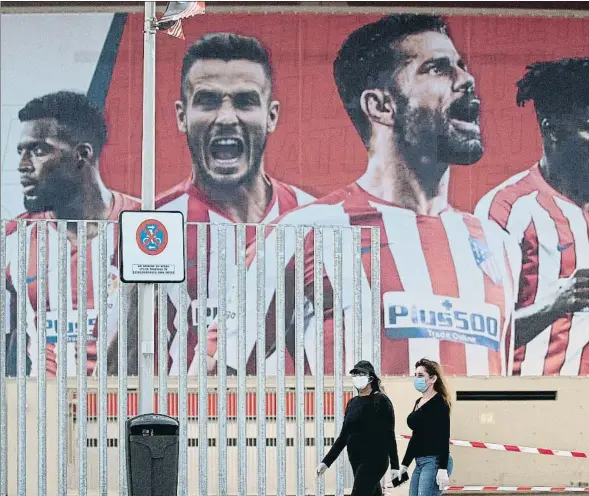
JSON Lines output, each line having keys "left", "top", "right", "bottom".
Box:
{"left": 189, "top": 299, "right": 236, "bottom": 328}
{"left": 383, "top": 292, "right": 501, "bottom": 350}
{"left": 46, "top": 311, "right": 97, "bottom": 343}
{"left": 388, "top": 305, "right": 499, "bottom": 335}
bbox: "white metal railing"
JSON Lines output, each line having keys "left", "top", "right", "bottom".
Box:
{"left": 1, "top": 218, "right": 381, "bottom": 495}
{"left": 62, "top": 381, "right": 358, "bottom": 495}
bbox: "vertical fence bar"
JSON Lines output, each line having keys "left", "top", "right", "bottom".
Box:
{"left": 118, "top": 282, "right": 129, "bottom": 495}
{"left": 256, "top": 224, "right": 266, "bottom": 496}
{"left": 294, "top": 226, "right": 306, "bottom": 496}
{"left": 236, "top": 224, "right": 247, "bottom": 496}
{"left": 98, "top": 223, "right": 108, "bottom": 495}
{"left": 157, "top": 283, "right": 168, "bottom": 415}
{"left": 57, "top": 221, "right": 68, "bottom": 496}
{"left": 77, "top": 221, "right": 88, "bottom": 496}
{"left": 17, "top": 220, "right": 28, "bottom": 495}
{"left": 178, "top": 223, "right": 189, "bottom": 496}
{"left": 370, "top": 228, "right": 385, "bottom": 488}
{"left": 36, "top": 221, "right": 48, "bottom": 496}
{"left": 313, "top": 227, "right": 325, "bottom": 496}
{"left": 275, "top": 225, "right": 286, "bottom": 496}
{"left": 197, "top": 223, "right": 208, "bottom": 496}
{"left": 333, "top": 227, "right": 344, "bottom": 496}
{"left": 216, "top": 224, "right": 228, "bottom": 495}
{"left": 370, "top": 227, "right": 381, "bottom": 374}
{"left": 352, "top": 226, "right": 362, "bottom": 371}
{"left": 0, "top": 221, "right": 7, "bottom": 496}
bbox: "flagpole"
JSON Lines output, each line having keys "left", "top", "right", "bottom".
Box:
{"left": 138, "top": 0, "right": 157, "bottom": 416}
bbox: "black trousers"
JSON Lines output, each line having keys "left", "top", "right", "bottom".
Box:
{"left": 350, "top": 457, "right": 389, "bottom": 496}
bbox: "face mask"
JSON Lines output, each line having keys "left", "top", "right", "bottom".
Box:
{"left": 352, "top": 376, "right": 370, "bottom": 390}
{"left": 414, "top": 377, "right": 429, "bottom": 393}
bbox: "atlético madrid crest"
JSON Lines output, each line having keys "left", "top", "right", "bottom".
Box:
{"left": 468, "top": 236, "right": 503, "bottom": 286}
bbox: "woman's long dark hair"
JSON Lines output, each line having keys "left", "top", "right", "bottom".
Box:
{"left": 371, "top": 373, "right": 384, "bottom": 393}
{"left": 370, "top": 372, "right": 386, "bottom": 409}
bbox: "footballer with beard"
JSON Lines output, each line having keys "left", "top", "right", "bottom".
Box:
{"left": 116, "top": 33, "right": 315, "bottom": 376}
{"left": 205, "top": 14, "right": 520, "bottom": 377}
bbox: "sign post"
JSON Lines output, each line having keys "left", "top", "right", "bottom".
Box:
{"left": 119, "top": 208, "right": 186, "bottom": 418}
{"left": 138, "top": 1, "right": 157, "bottom": 415}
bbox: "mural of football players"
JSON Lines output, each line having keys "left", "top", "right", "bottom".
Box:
{"left": 205, "top": 14, "right": 519, "bottom": 377}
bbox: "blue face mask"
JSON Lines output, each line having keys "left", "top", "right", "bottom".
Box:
{"left": 414, "top": 377, "right": 428, "bottom": 393}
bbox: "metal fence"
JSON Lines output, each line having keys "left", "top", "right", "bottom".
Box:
{"left": 1, "top": 218, "right": 382, "bottom": 495}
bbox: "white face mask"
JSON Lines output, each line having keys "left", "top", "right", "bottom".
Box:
{"left": 352, "top": 375, "right": 370, "bottom": 390}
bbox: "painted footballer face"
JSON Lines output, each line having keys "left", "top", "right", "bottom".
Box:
{"left": 176, "top": 59, "right": 280, "bottom": 190}
{"left": 17, "top": 118, "right": 84, "bottom": 213}
{"left": 390, "top": 31, "right": 483, "bottom": 167}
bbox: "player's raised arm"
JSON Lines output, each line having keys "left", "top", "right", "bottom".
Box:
{"left": 514, "top": 268, "right": 589, "bottom": 348}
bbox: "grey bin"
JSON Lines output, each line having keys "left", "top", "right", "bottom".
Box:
{"left": 126, "top": 414, "right": 180, "bottom": 496}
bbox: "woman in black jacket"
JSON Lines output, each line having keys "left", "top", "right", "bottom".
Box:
{"left": 399, "top": 358, "right": 453, "bottom": 496}
{"left": 316, "top": 360, "right": 400, "bottom": 496}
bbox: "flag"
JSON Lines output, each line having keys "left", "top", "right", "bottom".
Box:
{"left": 156, "top": 1, "right": 205, "bottom": 40}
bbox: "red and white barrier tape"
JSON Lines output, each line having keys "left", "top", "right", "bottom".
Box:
{"left": 397, "top": 435, "right": 588, "bottom": 459}
{"left": 444, "top": 487, "right": 589, "bottom": 492}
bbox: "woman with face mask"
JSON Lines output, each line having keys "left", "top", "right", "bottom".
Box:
{"left": 397, "top": 358, "right": 453, "bottom": 496}
{"left": 316, "top": 360, "right": 400, "bottom": 496}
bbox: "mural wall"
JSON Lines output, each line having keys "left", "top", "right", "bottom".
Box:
{"left": 2, "top": 11, "right": 589, "bottom": 377}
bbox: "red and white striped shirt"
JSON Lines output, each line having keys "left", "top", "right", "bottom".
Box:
{"left": 156, "top": 176, "right": 315, "bottom": 375}
{"left": 209, "top": 182, "right": 519, "bottom": 377}
{"left": 475, "top": 163, "right": 589, "bottom": 376}
{"left": 4, "top": 191, "right": 140, "bottom": 376}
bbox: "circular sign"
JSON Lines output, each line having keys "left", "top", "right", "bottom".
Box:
{"left": 136, "top": 219, "right": 168, "bottom": 256}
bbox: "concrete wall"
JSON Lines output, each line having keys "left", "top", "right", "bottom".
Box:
{"left": 4, "top": 376, "right": 588, "bottom": 495}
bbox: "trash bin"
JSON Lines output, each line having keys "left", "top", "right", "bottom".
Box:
{"left": 126, "top": 413, "right": 180, "bottom": 496}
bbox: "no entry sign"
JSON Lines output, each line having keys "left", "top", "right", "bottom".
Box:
{"left": 136, "top": 219, "right": 169, "bottom": 256}
{"left": 119, "top": 210, "right": 185, "bottom": 283}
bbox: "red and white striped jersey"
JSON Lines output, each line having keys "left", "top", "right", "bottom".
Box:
{"left": 475, "top": 163, "right": 589, "bottom": 376}
{"left": 156, "top": 176, "right": 315, "bottom": 375}
{"left": 4, "top": 191, "right": 140, "bottom": 376}
{"left": 208, "top": 182, "right": 520, "bottom": 377}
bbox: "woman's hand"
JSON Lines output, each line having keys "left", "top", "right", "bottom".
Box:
{"left": 391, "top": 465, "right": 408, "bottom": 480}
{"left": 436, "top": 469, "right": 449, "bottom": 489}
{"left": 316, "top": 463, "right": 328, "bottom": 476}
